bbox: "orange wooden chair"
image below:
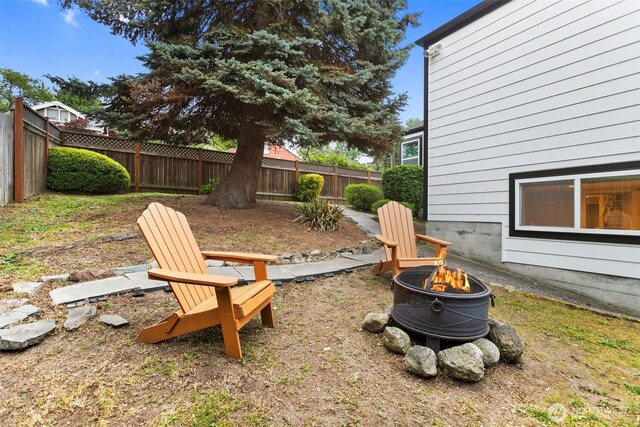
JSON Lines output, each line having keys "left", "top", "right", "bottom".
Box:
{"left": 137, "top": 202, "right": 276, "bottom": 359}
{"left": 372, "top": 201, "right": 451, "bottom": 276}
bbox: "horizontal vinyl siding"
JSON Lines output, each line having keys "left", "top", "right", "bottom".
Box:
{"left": 427, "top": 0, "right": 640, "bottom": 278}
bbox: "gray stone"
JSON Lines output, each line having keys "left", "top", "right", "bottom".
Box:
{"left": 0, "top": 304, "right": 41, "bottom": 329}
{"left": 310, "top": 249, "right": 321, "bottom": 256}
{"left": 404, "top": 346, "right": 437, "bottom": 378}
{"left": 290, "top": 253, "right": 305, "bottom": 264}
{"left": 12, "top": 282, "right": 44, "bottom": 295}
{"left": 488, "top": 318, "right": 524, "bottom": 363}
{"left": 0, "top": 319, "right": 56, "bottom": 350}
{"left": 0, "top": 298, "right": 28, "bottom": 314}
{"left": 125, "top": 271, "right": 167, "bottom": 291}
{"left": 279, "top": 253, "right": 293, "bottom": 260}
{"left": 361, "top": 244, "right": 373, "bottom": 255}
{"left": 148, "top": 261, "right": 159, "bottom": 269}
{"left": 49, "top": 276, "right": 140, "bottom": 305}
{"left": 280, "top": 258, "right": 364, "bottom": 278}
{"left": 69, "top": 269, "right": 115, "bottom": 283}
{"left": 204, "top": 259, "right": 224, "bottom": 268}
{"left": 339, "top": 251, "right": 352, "bottom": 257}
{"left": 382, "top": 326, "right": 411, "bottom": 355}
{"left": 42, "top": 274, "right": 70, "bottom": 283}
{"left": 438, "top": 343, "right": 485, "bottom": 383}
{"left": 99, "top": 314, "right": 129, "bottom": 328}
{"left": 362, "top": 312, "right": 389, "bottom": 333}
{"left": 112, "top": 264, "right": 148, "bottom": 276}
{"left": 64, "top": 306, "right": 97, "bottom": 331}
{"left": 472, "top": 338, "right": 501, "bottom": 367}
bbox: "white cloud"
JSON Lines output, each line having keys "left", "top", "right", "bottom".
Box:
{"left": 31, "top": 0, "right": 48, "bottom": 5}
{"left": 61, "top": 9, "right": 79, "bottom": 27}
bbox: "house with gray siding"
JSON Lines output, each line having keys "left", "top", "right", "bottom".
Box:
{"left": 417, "top": 0, "right": 640, "bottom": 313}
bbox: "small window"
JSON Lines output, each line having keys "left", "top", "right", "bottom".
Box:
{"left": 511, "top": 162, "right": 640, "bottom": 244}
{"left": 59, "top": 110, "right": 69, "bottom": 122}
{"left": 45, "top": 108, "right": 58, "bottom": 120}
{"left": 401, "top": 138, "right": 420, "bottom": 165}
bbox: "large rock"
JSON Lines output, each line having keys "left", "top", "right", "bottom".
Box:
{"left": 362, "top": 312, "right": 389, "bottom": 333}
{"left": 438, "top": 343, "right": 485, "bottom": 382}
{"left": 99, "top": 314, "right": 129, "bottom": 328}
{"left": 472, "top": 338, "right": 500, "bottom": 367}
{"left": 488, "top": 318, "right": 523, "bottom": 363}
{"left": 12, "top": 282, "right": 44, "bottom": 295}
{"left": 0, "top": 304, "right": 41, "bottom": 329}
{"left": 404, "top": 346, "right": 437, "bottom": 378}
{"left": 0, "top": 298, "right": 28, "bottom": 314}
{"left": 0, "top": 319, "right": 56, "bottom": 350}
{"left": 64, "top": 306, "right": 97, "bottom": 331}
{"left": 382, "top": 326, "right": 411, "bottom": 355}
{"left": 290, "top": 253, "right": 305, "bottom": 264}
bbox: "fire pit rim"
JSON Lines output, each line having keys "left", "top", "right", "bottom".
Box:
{"left": 393, "top": 267, "right": 492, "bottom": 299}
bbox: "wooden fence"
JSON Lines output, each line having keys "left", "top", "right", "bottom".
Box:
{"left": 62, "top": 132, "right": 382, "bottom": 202}
{"left": 0, "top": 99, "right": 62, "bottom": 206}
{"left": 0, "top": 97, "right": 381, "bottom": 205}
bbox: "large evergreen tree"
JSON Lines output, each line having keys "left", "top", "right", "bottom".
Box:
{"left": 61, "top": 0, "right": 418, "bottom": 208}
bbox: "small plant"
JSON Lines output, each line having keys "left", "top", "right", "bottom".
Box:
{"left": 343, "top": 183, "right": 384, "bottom": 211}
{"left": 370, "top": 198, "right": 415, "bottom": 214}
{"left": 296, "top": 173, "right": 324, "bottom": 202}
{"left": 199, "top": 178, "right": 220, "bottom": 195}
{"left": 47, "top": 147, "right": 130, "bottom": 193}
{"left": 294, "top": 199, "right": 344, "bottom": 231}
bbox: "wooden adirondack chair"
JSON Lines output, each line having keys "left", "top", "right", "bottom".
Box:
{"left": 372, "top": 201, "right": 451, "bottom": 276}
{"left": 137, "top": 202, "right": 276, "bottom": 359}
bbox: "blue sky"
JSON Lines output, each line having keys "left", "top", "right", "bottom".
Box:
{"left": 0, "top": 0, "right": 480, "bottom": 124}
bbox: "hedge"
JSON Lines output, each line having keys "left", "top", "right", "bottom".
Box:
{"left": 47, "top": 147, "right": 130, "bottom": 193}
{"left": 382, "top": 165, "right": 423, "bottom": 216}
{"left": 343, "top": 184, "right": 384, "bottom": 211}
{"left": 296, "top": 173, "right": 324, "bottom": 202}
{"left": 370, "top": 199, "right": 415, "bottom": 215}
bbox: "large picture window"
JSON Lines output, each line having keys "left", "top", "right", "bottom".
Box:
{"left": 510, "top": 162, "right": 640, "bottom": 244}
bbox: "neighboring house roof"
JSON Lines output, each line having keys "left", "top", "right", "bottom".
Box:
{"left": 416, "top": 0, "right": 511, "bottom": 47}
{"left": 31, "top": 100, "right": 85, "bottom": 119}
{"left": 403, "top": 121, "right": 424, "bottom": 135}
{"left": 227, "top": 144, "right": 301, "bottom": 161}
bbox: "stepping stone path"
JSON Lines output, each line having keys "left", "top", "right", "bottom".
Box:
{"left": 99, "top": 314, "right": 129, "bottom": 328}
{"left": 64, "top": 306, "right": 97, "bottom": 331}
{"left": 0, "top": 305, "right": 41, "bottom": 329}
{"left": 12, "top": 282, "right": 44, "bottom": 295}
{"left": 0, "top": 319, "right": 56, "bottom": 350}
{"left": 0, "top": 298, "right": 28, "bottom": 314}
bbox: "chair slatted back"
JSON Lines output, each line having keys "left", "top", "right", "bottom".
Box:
{"left": 377, "top": 201, "right": 417, "bottom": 260}
{"left": 137, "top": 203, "right": 214, "bottom": 313}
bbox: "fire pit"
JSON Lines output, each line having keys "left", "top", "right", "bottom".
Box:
{"left": 391, "top": 264, "right": 494, "bottom": 352}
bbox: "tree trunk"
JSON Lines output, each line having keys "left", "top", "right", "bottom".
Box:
{"left": 206, "top": 126, "right": 264, "bottom": 208}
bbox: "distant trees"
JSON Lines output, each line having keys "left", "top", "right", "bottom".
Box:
{"left": 0, "top": 68, "right": 54, "bottom": 112}
{"left": 300, "top": 142, "right": 368, "bottom": 170}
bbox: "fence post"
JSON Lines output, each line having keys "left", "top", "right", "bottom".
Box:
{"left": 294, "top": 159, "right": 299, "bottom": 183}
{"left": 367, "top": 170, "right": 371, "bottom": 185}
{"left": 134, "top": 142, "right": 140, "bottom": 192}
{"left": 333, "top": 165, "right": 338, "bottom": 203}
{"left": 44, "top": 118, "right": 49, "bottom": 178}
{"left": 13, "top": 98, "right": 24, "bottom": 203}
{"left": 197, "top": 148, "right": 203, "bottom": 193}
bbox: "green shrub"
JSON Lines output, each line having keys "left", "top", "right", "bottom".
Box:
{"left": 200, "top": 178, "right": 220, "bottom": 195}
{"left": 382, "top": 165, "right": 423, "bottom": 215}
{"left": 296, "top": 174, "right": 324, "bottom": 202}
{"left": 47, "top": 147, "right": 130, "bottom": 193}
{"left": 343, "top": 184, "right": 384, "bottom": 211}
{"left": 294, "top": 199, "right": 344, "bottom": 231}
{"left": 370, "top": 198, "right": 415, "bottom": 214}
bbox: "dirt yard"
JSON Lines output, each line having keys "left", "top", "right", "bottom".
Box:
{"left": 0, "top": 193, "right": 638, "bottom": 426}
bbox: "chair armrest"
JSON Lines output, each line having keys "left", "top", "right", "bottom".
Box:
{"left": 147, "top": 268, "right": 237, "bottom": 288}
{"left": 201, "top": 251, "right": 277, "bottom": 263}
{"left": 375, "top": 235, "right": 398, "bottom": 247}
{"left": 415, "top": 234, "right": 451, "bottom": 247}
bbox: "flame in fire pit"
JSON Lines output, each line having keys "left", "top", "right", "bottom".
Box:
{"left": 422, "top": 262, "right": 471, "bottom": 293}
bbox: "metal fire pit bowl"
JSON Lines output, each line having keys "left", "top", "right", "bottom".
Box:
{"left": 391, "top": 265, "right": 493, "bottom": 341}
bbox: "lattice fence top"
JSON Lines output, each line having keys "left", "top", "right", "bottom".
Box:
{"left": 262, "top": 157, "right": 296, "bottom": 170}
{"left": 139, "top": 142, "right": 197, "bottom": 158}
{"left": 337, "top": 167, "right": 369, "bottom": 178}
{"left": 64, "top": 132, "right": 134, "bottom": 150}
{"left": 202, "top": 149, "right": 234, "bottom": 163}
{"left": 299, "top": 162, "right": 335, "bottom": 174}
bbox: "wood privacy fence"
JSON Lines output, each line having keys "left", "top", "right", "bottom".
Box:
{"left": 0, "top": 99, "right": 62, "bottom": 206}
{"left": 61, "top": 132, "right": 382, "bottom": 201}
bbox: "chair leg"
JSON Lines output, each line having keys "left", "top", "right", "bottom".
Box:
{"left": 260, "top": 301, "right": 275, "bottom": 328}
{"left": 215, "top": 287, "right": 243, "bottom": 359}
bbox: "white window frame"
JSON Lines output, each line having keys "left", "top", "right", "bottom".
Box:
{"left": 400, "top": 136, "right": 421, "bottom": 165}
{"left": 515, "top": 169, "right": 640, "bottom": 237}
